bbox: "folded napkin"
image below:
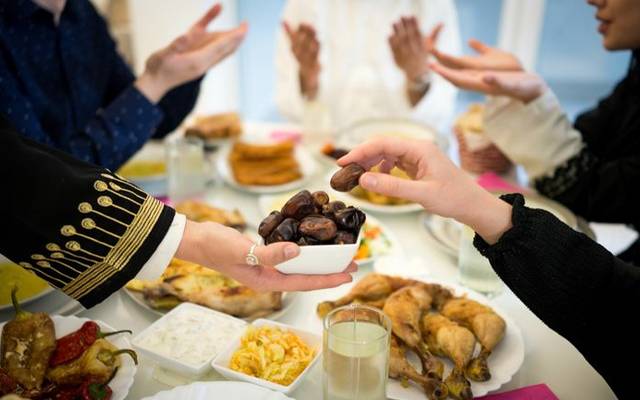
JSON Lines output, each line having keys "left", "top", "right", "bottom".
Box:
{"left": 476, "top": 172, "right": 530, "bottom": 194}
{"left": 475, "top": 384, "right": 558, "bottom": 400}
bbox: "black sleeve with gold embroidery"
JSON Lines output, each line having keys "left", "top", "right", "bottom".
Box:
{"left": 0, "top": 115, "right": 175, "bottom": 308}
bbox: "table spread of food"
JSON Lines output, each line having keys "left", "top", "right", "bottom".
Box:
{"left": 2, "top": 116, "right": 590, "bottom": 400}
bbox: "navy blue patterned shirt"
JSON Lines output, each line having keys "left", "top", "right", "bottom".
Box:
{"left": 0, "top": 0, "right": 201, "bottom": 170}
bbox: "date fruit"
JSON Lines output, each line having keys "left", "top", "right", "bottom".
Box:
{"left": 258, "top": 211, "right": 284, "bottom": 239}
{"left": 334, "top": 206, "right": 366, "bottom": 233}
{"left": 299, "top": 216, "right": 337, "bottom": 241}
{"left": 281, "top": 190, "right": 316, "bottom": 220}
{"left": 330, "top": 163, "right": 366, "bottom": 192}
{"left": 259, "top": 190, "right": 365, "bottom": 247}
{"left": 266, "top": 218, "right": 299, "bottom": 244}
{"left": 334, "top": 231, "right": 357, "bottom": 245}
{"left": 311, "top": 191, "right": 330, "bottom": 208}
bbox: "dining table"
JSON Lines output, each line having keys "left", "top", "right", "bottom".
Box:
{"left": 15, "top": 122, "right": 632, "bottom": 400}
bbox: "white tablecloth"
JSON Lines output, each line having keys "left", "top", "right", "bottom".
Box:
{"left": 73, "top": 144, "right": 636, "bottom": 400}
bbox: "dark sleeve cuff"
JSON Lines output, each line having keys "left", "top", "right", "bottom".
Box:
{"left": 473, "top": 193, "right": 532, "bottom": 257}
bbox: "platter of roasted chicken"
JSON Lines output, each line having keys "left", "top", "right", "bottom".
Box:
{"left": 316, "top": 273, "right": 524, "bottom": 400}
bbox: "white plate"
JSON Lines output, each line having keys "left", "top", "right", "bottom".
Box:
{"left": 309, "top": 276, "right": 525, "bottom": 399}
{"left": 123, "top": 288, "right": 299, "bottom": 322}
{"left": 0, "top": 316, "right": 136, "bottom": 400}
{"left": 216, "top": 142, "right": 318, "bottom": 194}
{"left": 212, "top": 319, "right": 322, "bottom": 395}
{"left": 258, "top": 192, "right": 403, "bottom": 265}
{"left": 421, "top": 193, "right": 579, "bottom": 257}
{"left": 141, "top": 381, "right": 293, "bottom": 400}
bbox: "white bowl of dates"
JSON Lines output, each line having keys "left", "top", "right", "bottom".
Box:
{"left": 258, "top": 190, "right": 366, "bottom": 275}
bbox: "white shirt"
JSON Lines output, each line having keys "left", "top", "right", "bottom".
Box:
{"left": 275, "top": 0, "right": 462, "bottom": 135}
{"left": 484, "top": 90, "right": 584, "bottom": 182}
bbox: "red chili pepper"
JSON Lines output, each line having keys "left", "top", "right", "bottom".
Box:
{"left": 49, "top": 321, "right": 132, "bottom": 367}
{"left": 80, "top": 367, "right": 117, "bottom": 400}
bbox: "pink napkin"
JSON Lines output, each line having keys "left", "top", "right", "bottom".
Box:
{"left": 475, "top": 384, "right": 558, "bottom": 400}
{"left": 476, "top": 172, "right": 530, "bottom": 194}
{"left": 269, "top": 130, "right": 303, "bottom": 144}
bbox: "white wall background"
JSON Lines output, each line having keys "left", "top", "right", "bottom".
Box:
{"left": 127, "top": 0, "right": 240, "bottom": 116}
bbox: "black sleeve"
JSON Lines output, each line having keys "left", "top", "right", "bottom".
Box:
{"left": 0, "top": 115, "right": 175, "bottom": 308}
{"left": 474, "top": 193, "right": 640, "bottom": 399}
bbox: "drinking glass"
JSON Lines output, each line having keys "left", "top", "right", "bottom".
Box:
{"left": 166, "top": 136, "right": 206, "bottom": 202}
{"left": 323, "top": 304, "right": 392, "bottom": 400}
{"left": 458, "top": 224, "right": 503, "bottom": 296}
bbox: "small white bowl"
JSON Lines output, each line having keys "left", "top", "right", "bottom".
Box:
{"left": 273, "top": 229, "right": 362, "bottom": 275}
{"left": 212, "top": 319, "right": 322, "bottom": 395}
{"left": 132, "top": 302, "right": 247, "bottom": 378}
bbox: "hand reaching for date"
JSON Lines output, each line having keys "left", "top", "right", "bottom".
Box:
{"left": 338, "top": 137, "right": 513, "bottom": 244}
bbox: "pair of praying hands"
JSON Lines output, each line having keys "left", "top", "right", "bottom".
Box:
{"left": 283, "top": 16, "right": 443, "bottom": 99}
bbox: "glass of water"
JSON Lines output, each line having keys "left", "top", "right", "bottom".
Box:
{"left": 458, "top": 224, "right": 503, "bottom": 296}
{"left": 323, "top": 304, "right": 392, "bottom": 400}
{"left": 166, "top": 136, "right": 207, "bottom": 202}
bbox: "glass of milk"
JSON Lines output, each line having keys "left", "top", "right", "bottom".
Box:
{"left": 323, "top": 304, "right": 392, "bottom": 400}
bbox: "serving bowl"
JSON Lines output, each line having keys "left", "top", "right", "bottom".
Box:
{"left": 212, "top": 319, "right": 321, "bottom": 395}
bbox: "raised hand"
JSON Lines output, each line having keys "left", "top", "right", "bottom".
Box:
{"left": 389, "top": 16, "right": 437, "bottom": 82}
{"left": 283, "top": 21, "right": 321, "bottom": 99}
{"left": 429, "top": 64, "right": 546, "bottom": 103}
{"left": 433, "top": 39, "right": 522, "bottom": 71}
{"left": 136, "top": 4, "right": 248, "bottom": 102}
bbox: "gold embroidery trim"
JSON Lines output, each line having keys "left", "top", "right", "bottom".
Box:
{"left": 63, "top": 196, "right": 163, "bottom": 299}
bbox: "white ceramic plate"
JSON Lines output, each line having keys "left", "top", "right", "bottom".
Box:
{"left": 0, "top": 316, "right": 136, "bottom": 400}
{"left": 308, "top": 275, "right": 525, "bottom": 399}
{"left": 421, "top": 193, "right": 579, "bottom": 257}
{"left": 216, "top": 143, "right": 318, "bottom": 194}
{"left": 123, "top": 288, "right": 299, "bottom": 322}
{"left": 141, "top": 381, "right": 293, "bottom": 400}
{"left": 258, "top": 192, "right": 403, "bottom": 265}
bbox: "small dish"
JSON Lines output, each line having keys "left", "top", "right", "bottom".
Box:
{"left": 212, "top": 319, "right": 321, "bottom": 395}
{"left": 272, "top": 228, "right": 362, "bottom": 275}
{"left": 132, "top": 302, "right": 247, "bottom": 377}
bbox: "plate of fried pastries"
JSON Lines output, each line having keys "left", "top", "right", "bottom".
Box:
{"left": 217, "top": 140, "right": 317, "bottom": 194}
{"left": 313, "top": 273, "right": 524, "bottom": 400}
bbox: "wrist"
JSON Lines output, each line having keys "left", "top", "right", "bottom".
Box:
{"left": 174, "top": 220, "right": 209, "bottom": 264}
{"left": 299, "top": 68, "right": 319, "bottom": 99}
{"left": 456, "top": 190, "right": 513, "bottom": 245}
{"left": 134, "top": 72, "right": 169, "bottom": 104}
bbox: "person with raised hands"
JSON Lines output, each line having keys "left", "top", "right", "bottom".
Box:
{"left": 275, "top": 0, "right": 462, "bottom": 134}
{"left": 338, "top": 136, "right": 639, "bottom": 399}
{"left": 429, "top": 0, "right": 640, "bottom": 264}
{"left": 0, "top": 1, "right": 246, "bottom": 170}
